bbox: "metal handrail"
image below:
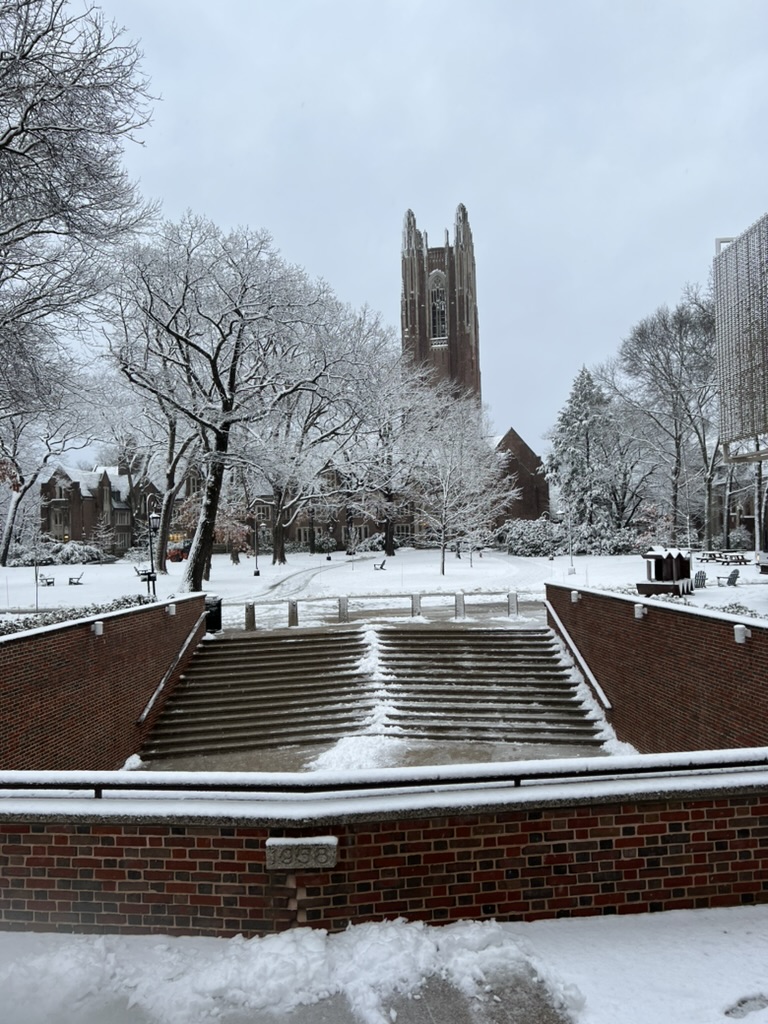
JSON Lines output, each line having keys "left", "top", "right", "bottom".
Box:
{"left": 1, "top": 748, "right": 767, "bottom": 801}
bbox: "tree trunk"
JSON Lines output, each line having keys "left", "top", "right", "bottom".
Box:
{"left": 723, "top": 467, "right": 734, "bottom": 548}
{"left": 384, "top": 517, "right": 396, "bottom": 557}
{"left": 0, "top": 489, "right": 23, "bottom": 567}
{"left": 181, "top": 437, "right": 228, "bottom": 591}
{"left": 670, "top": 431, "right": 682, "bottom": 546}
{"left": 273, "top": 518, "right": 287, "bottom": 565}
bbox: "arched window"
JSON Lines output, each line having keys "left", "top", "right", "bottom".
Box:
{"left": 429, "top": 272, "right": 447, "bottom": 342}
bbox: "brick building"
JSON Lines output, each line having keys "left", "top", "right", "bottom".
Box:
{"left": 39, "top": 464, "right": 153, "bottom": 554}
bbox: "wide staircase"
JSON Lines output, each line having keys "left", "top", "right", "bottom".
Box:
{"left": 141, "top": 625, "right": 605, "bottom": 762}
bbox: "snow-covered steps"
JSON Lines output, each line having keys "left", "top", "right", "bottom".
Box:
{"left": 142, "top": 629, "right": 377, "bottom": 760}
{"left": 141, "top": 624, "right": 603, "bottom": 762}
{"left": 373, "top": 626, "right": 602, "bottom": 747}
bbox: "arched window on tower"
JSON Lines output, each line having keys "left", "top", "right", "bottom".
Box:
{"left": 429, "top": 272, "right": 447, "bottom": 345}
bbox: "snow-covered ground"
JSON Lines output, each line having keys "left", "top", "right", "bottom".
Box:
{"left": 2, "top": 907, "right": 767, "bottom": 1024}
{"left": 2, "top": 548, "right": 768, "bottom": 1024}
{"left": 3, "top": 547, "right": 766, "bottom": 627}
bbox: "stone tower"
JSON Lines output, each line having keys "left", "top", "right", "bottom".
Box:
{"left": 401, "top": 204, "right": 481, "bottom": 400}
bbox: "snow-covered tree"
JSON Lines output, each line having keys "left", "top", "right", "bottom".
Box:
{"left": 0, "top": 368, "right": 94, "bottom": 565}
{"left": 412, "top": 396, "right": 514, "bottom": 575}
{"left": 335, "top": 353, "right": 438, "bottom": 558}
{"left": 236, "top": 305, "right": 394, "bottom": 564}
{"left": 108, "top": 213, "right": 349, "bottom": 589}
{"left": 546, "top": 367, "right": 615, "bottom": 533}
{"left": 0, "top": 0, "right": 154, "bottom": 413}
{"left": 615, "top": 288, "right": 719, "bottom": 546}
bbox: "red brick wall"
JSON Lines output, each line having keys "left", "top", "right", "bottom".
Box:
{"left": 1, "top": 788, "right": 767, "bottom": 935}
{"left": 0, "top": 596, "right": 205, "bottom": 771}
{"left": 546, "top": 584, "right": 768, "bottom": 753}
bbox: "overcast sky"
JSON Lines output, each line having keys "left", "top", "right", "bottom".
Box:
{"left": 100, "top": 0, "right": 768, "bottom": 451}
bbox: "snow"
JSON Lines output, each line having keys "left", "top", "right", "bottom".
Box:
{"left": 2, "top": 547, "right": 768, "bottom": 1022}
{"left": 2, "top": 909, "right": 767, "bottom": 1024}
{"left": 3, "top": 547, "right": 766, "bottom": 630}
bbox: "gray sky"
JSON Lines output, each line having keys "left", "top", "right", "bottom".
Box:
{"left": 101, "top": 0, "right": 768, "bottom": 451}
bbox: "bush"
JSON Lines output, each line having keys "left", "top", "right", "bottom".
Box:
{"left": 6, "top": 537, "right": 109, "bottom": 567}
{"left": 499, "top": 516, "right": 639, "bottom": 557}
{"left": 710, "top": 527, "right": 753, "bottom": 552}
{"left": 501, "top": 517, "right": 564, "bottom": 557}
{"left": 356, "top": 533, "right": 400, "bottom": 553}
{"left": 0, "top": 593, "right": 154, "bottom": 637}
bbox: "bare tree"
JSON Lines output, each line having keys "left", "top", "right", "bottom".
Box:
{"left": 412, "top": 396, "right": 514, "bottom": 575}
{"left": 0, "top": 366, "right": 94, "bottom": 564}
{"left": 0, "top": 0, "right": 154, "bottom": 409}
{"left": 339, "top": 356, "right": 446, "bottom": 557}
{"left": 108, "top": 213, "right": 338, "bottom": 590}
{"left": 616, "top": 290, "right": 719, "bottom": 545}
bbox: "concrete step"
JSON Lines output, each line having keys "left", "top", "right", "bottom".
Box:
{"left": 142, "top": 624, "right": 602, "bottom": 763}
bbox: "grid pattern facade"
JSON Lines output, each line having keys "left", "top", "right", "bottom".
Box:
{"left": 715, "top": 213, "right": 768, "bottom": 445}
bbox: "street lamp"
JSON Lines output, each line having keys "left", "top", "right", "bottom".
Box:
{"left": 253, "top": 520, "right": 268, "bottom": 576}
{"left": 146, "top": 495, "right": 161, "bottom": 598}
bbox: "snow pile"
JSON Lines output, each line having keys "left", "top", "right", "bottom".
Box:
{"left": 3, "top": 907, "right": 768, "bottom": 1024}
{"left": 0, "top": 919, "right": 529, "bottom": 1024}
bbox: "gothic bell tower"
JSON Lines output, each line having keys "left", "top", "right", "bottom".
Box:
{"left": 401, "top": 204, "right": 481, "bottom": 400}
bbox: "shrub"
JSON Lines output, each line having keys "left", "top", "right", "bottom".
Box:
{"left": 0, "top": 594, "right": 154, "bottom": 637}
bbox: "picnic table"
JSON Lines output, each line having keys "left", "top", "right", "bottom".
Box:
{"left": 720, "top": 553, "right": 750, "bottom": 565}
{"left": 696, "top": 551, "right": 749, "bottom": 565}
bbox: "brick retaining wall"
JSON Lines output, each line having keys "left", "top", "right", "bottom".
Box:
{"left": 0, "top": 596, "right": 206, "bottom": 771}
{"left": 546, "top": 584, "right": 768, "bottom": 753}
{"left": 1, "top": 784, "right": 767, "bottom": 935}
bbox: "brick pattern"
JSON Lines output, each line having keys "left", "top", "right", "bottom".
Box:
{"left": 546, "top": 584, "right": 768, "bottom": 753}
{"left": 1, "top": 790, "right": 767, "bottom": 936}
{"left": 0, "top": 596, "right": 206, "bottom": 770}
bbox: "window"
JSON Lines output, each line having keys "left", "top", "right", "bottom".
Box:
{"left": 429, "top": 272, "right": 447, "bottom": 343}
{"left": 253, "top": 505, "right": 271, "bottom": 522}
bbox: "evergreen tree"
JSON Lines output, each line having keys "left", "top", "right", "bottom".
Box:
{"left": 546, "top": 367, "right": 613, "bottom": 532}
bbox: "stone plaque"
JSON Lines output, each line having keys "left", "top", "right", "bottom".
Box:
{"left": 265, "top": 836, "right": 339, "bottom": 871}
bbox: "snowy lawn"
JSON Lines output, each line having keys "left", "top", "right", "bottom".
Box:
{"left": 3, "top": 547, "right": 767, "bottom": 629}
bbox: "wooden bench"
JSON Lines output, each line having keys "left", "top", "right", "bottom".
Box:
{"left": 373, "top": 558, "right": 386, "bottom": 570}
{"left": 39, "top": 575, "right": 55, "bottom": 586}
{"left": 68, "top": 573, "right": 83, "bottom": 585}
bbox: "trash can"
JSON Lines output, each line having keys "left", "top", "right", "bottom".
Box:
{"left": 204, "top": 594, "right": 222, "bottom": 632}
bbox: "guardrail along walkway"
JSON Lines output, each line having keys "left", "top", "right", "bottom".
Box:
{"left": 141, "top": 624, "right": 603, "bottom": 762}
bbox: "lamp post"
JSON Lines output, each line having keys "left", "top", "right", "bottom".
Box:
{"left": 146, "top": 495, "right": 161, "bottom": 598}
{"left": 253, "top": 519, "right": 261, "bottom": 577}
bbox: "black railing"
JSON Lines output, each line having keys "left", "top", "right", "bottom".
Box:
{"left": 0, "top": 748, "right": 766, "bottom": 802}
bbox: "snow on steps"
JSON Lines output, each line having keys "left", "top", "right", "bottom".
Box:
{"left": 141, "top": 625, "right": 604, "bottom": 761}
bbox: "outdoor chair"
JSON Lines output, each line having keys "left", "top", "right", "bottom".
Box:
{"left": 374, "top": 558, "right": 386, "bottom": 570}
{"left": 39, "top": 575, "right": 54, "bottom": 586}
{"left": 694, "top": 570, "right": 707, "bottom": 588}
{"left": 717, "top": 569, "right": 739, "bottom": 587}
{"left": 68, "top": 573, "right": 83, "bottom": 585}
